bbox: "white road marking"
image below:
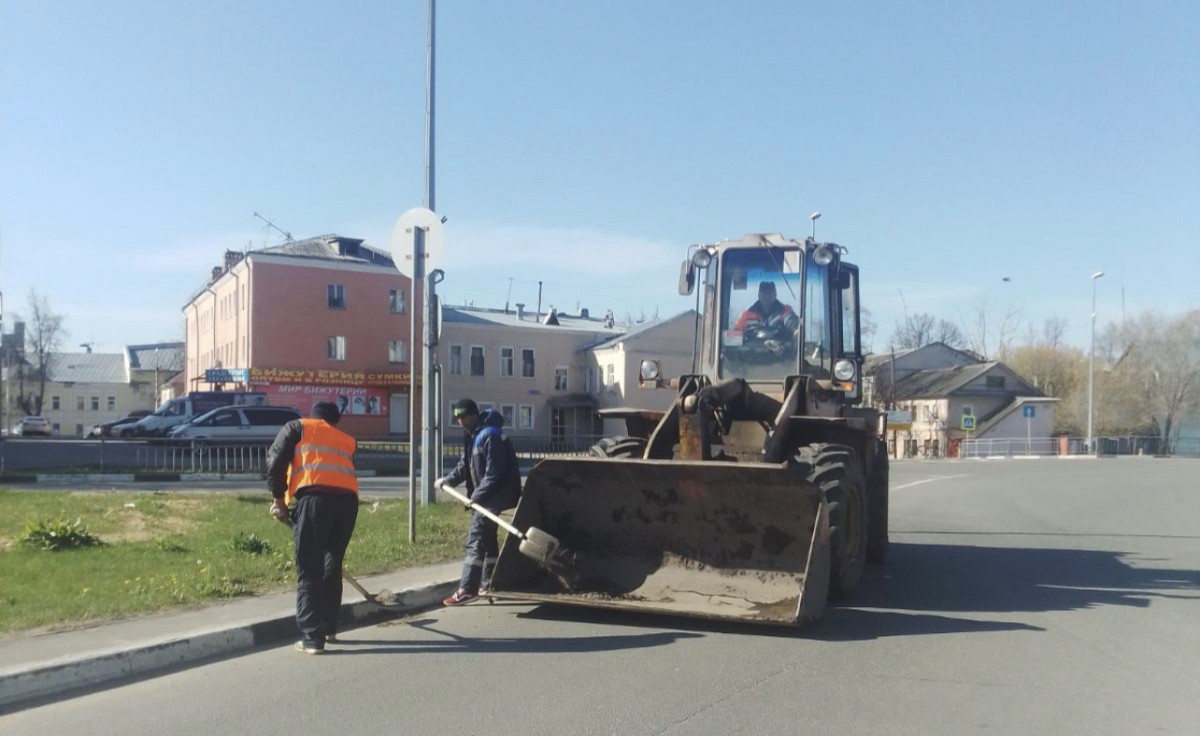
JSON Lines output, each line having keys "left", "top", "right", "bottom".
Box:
{"left": 892, "top": 474, "right": 969, "bottom": 490}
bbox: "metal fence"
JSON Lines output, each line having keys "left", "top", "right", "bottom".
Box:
{"left": 961, "top": 435, "right": 1200, "bottom": 459}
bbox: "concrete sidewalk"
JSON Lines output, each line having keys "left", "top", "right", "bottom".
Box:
{"left": 0, "top": 562, "right": 460, "bottom": 712}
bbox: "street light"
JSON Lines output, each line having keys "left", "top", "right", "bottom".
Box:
{"left": 1087, "top": 271, "right": 1104, "bottom": 453}
{"left": 810, "top": 211, "right": 821, "bottom": 240}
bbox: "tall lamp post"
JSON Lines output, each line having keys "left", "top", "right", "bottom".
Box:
{"left": 1087, "top": 270, "right": 1104, "bottom": 453}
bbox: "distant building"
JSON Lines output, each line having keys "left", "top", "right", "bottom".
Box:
{"left": 181, "top": 235, "right": 414, "bottom": 437}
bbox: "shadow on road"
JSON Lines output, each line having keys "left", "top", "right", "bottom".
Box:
{"left": 332, "top": 617, "right": 703, "bottom": 654}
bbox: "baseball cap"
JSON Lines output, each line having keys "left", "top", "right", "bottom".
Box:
{"left": 452, "top": 398, "right": 480, "bottom": 418}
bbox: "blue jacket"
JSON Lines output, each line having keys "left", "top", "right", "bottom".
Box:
{"left": 445, "top": 409, "right": 521, "bottom": 511}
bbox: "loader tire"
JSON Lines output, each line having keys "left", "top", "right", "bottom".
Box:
{"left": 588, "top": 436, "right": 647, "bottom": 459}
{"left": 866, "top": 439, "right": 889, "bottom": 563}
{"left": 794, "top": 443, "right": 867, "bottom": 600}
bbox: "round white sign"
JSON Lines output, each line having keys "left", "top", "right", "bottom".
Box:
{"left": 389, "top": 207, "right": 445, "bottom": 278}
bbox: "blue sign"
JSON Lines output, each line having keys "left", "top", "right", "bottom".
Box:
{"left": 1023, "top": 405, "right": 1035, "bottom": 418}
{"left": 961, "top": 415, "right": 976, "bottom": 431}
{"left": 205, "top": 368, "right": 249, "bottom": 383}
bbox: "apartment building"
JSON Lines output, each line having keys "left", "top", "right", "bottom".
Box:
{"left": 182, "top": 235, "right": 415, "bottom": 438}
{"left": 11, "top": 343, "right": 182, "bottom": 436}
{"left": 440, "top": 306, "right": 698, "bottom": 441}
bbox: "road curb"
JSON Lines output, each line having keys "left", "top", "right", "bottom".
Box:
{"left": 0, "top": 578, "right": 457, "bottom": 712}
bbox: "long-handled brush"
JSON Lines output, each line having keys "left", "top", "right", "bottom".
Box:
{"left": 437, "top": 482, "right": 579, "bottom": 591}
{"left": 272, "top": 508, "right": 404, "bottom": 609}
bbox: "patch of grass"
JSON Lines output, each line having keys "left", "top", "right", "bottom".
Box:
{"left": 18, "top": 518, "right": 104, "bottom": 551}
{"left": 0, "top": 489, "right": 469, "bottom": 634}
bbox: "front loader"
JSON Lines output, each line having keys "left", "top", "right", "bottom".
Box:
{"left": 489, "top": 233, "right": 889, "bottom": 626}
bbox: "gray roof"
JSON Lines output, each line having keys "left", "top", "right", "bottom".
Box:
{"left": 255, "top": 234, "right": 394, "bottom": 267}
{"left": 45, "top": 353, "right": 127, "bottom": 384}
{"left": 442, "top": 306, "right": 626, "bottom": 335}
{"left": 128, "top": 342, "right": 184, "bottom": 372}
{"left": 892, "top": 361, "right": 1044, "bottom": 400}
{"left": 590, "top": 311, "right": 697, "bottom": 350}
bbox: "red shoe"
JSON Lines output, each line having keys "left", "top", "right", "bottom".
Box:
{"left": 442, "top": 589, "right": 478, "bottom": 606}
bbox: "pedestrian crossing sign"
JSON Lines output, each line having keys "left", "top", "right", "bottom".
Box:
{"left": 961, "top": 415, "right": 976, "bottom": 431}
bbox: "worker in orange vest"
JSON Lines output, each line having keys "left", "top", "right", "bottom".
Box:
{"left": 266, "top": 401, "right": 359, "bottom": 655}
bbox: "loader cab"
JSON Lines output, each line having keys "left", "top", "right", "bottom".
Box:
{"left": 683, "top": 234, "right": 863, "bottom": 397}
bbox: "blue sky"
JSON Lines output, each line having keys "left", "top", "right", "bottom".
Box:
{"left": 2, "top": 0, "right": 1196, "bottom": 355}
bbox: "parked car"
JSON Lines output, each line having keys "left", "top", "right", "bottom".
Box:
{"left": 13, "top": 416, "right": 52, "bottom": 437}
{"left": 88, "top": 415, "right": 144, "bottom": 438}
{"left": 166, "top": 406, "right": 301, "bottom": 445}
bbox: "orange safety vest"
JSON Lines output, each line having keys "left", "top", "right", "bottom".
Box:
{"left": 286, "top": 418, "right": 359, "bottom": 504}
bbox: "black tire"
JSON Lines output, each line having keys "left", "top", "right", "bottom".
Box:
{"left": 589, "top": 435, "right": 647, "bottom": 459}
{"left": 866, "top": 438, "right": 890, "bottom": 563}
{"left": 793, "top": 442, "right": 867, "bottom": 600}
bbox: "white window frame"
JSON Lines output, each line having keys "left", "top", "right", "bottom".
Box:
{"left": 389, "top": 289, "right": 407, "bottom": 315}
{"left": 606, "top": 364, "right": 615, "bottom": 390}
{"left": 521, "top": 348, "right": 536, "bottom": 378}
{"left": 76, "top": 395, "right": 85, "bottom": 411}
{"left": 52, "top": 395, "right": 61, "bottom": 411}
{"left": 327, "top": 284, "right": 346, "bottom": 309}
{"left": 449, "top": 344, "right": 463, "bottom": 376}
{"left": 328, "top": 335, "right": 347, "bottom": 361}
{"left": 554, "top": 366, "right": 569, "bottom": 392}
{"left": 90, "top": 396, "right": 99, "bottom": 411}
{"left": 470, "top": 345, "right": 485, "bottom": 376}
{"left": 389, "top": 339, "right": 408, "bottom": 364}
{"left": 584, "top": 367, "right": 595, "bottom": 394}
{"left": 500, "top": 404, "right": 516, "bottom": 428}
{"left": 517, "top": 404, "right": 534, "bottom": 430}
{"left": 500, "top": 346, "right": 515, "bottom": 378}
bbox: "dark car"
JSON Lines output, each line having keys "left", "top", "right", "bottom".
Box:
{"left": 89, "top": 415, "right": 144, "bottom": 438}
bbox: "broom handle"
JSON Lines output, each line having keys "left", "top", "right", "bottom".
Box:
{"left": 276, "top": 512, "right": 375, "bottom": 601}
{"left": 438, "top": 482, "right": 524, "bottom": 539}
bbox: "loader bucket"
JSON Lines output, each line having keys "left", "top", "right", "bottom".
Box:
{"left": 489, "top": 458, "right": 830, "bottom": 626}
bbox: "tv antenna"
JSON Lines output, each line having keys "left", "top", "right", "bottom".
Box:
{"left": 253, "top": 211, "right": 294, "bottom": 242}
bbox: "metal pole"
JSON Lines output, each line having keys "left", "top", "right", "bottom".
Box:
{"left": 420, "top": 0, "right": 437, "bottom": 506}
{"left": 407, "top": 225, "right": 421, "bottom": 541}
{"left": 1087, "top": 271, "right": 1103, "bottom": 454}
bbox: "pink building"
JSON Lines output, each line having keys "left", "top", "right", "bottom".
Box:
{"left": 182, "top": 235, "right": 419, "bottom": 438}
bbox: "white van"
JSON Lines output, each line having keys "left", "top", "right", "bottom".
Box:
{"left": 166, "top": 406, "right": 300, "bottom": 445}
{"left": 135, "top": 392, "right": 267, "bottom": 437}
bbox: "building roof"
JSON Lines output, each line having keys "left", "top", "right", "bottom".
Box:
{"left": 589, "top": 310, "right": 697, "bottom": 350}
{"left": 442, "top": 305, "right": 626, "bottom": 335}
{"left": 255, "top": 234, "right": 394, "bottom": 267}
{"left": 892, "top": 361, "right": 1044, "bottom": 400}
{"left": 45, "top": 353, "right": 127, "bottom": 384}
{"left": 127, "top": 342, "right": 184, "bottom": 372}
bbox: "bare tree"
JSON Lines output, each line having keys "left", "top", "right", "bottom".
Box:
{"left": 1022, "top": 316, "right": 1070, "bottom": 348}
{"left": 1006, "top": 343, "right": 1086, "bottom": 433}
{"left": 860, "top": 306, "right": 878, "bottom": 354}
{"left": 1093, "top": 309, "right": 1200, "bottom": 450}
{"left": 890, "top": 313, "right": 967, "bottom": 351}
{"left": 965, "top": 297, "right": 1023, "bottom": 360}
{"left": 17, "top": 290, "right": 66, "bottom": 416}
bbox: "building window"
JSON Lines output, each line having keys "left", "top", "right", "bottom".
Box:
{"left": 327, "top": 284, "right": 345, "bottom": 309}
{"left": 479, "top": 402, "right": 496, "bottom": 412}
{"left": 389, "top": 340, "right": 408, "bottom": 364}
{"left": 606, "top": 364, "right": 615, "bottom": 389}
{"left": 75, "top": 423, "right": 84, "bottom": 436}
{"left": 76, "top": 396, "right": 84, "bottom": 411}
{"left": 986, "top": 375, "right": 1006, "bottom": 389}
{"left": 551, "top": 407, "right": 565, "bottom": 439}
{"left": 449, "top": 344, "right": 463, "bottom": 376}
{"left": 52, "top": 423, "right": 60, "bottom": 434}
{"left": 518, "top": 405, "right": 534, "bottom": 430}
{"left": 521, "top": 349, "right": 536, "bottom": 378}
{"left": 500, "top": 347, "right": 515, "bottom": 377}
{"left": 584, "top": 367, "right": 596, "bottom": 394}
{"left": 962, "top": 405, "right": 974, "bottom": 417}
{"left": 52, "top": 395, "right": 61, "bottom": 411}
{"left": 500, "top": 404, "right": 515, "bottom": 428}
{"left": 89, "top": 396, "right": 98, "bottom": 411}
{"left": 470, "top": 346, "right": 485, "bottom": 376}
{"left": 328, "top": 336, "right": 347, "bottom": 361}
{"left": 389, "top": 289, "right": 407, "bottom": 314}
{"left": 554, "top": 366, "right": 568, "bottom": 392}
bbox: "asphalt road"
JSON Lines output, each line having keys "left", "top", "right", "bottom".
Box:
{"left": 5, "top": 459, "right": 1199, "bottom": 735}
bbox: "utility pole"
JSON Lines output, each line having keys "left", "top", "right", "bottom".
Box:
{"left": 1087, "top": 271, "right": 1104, "bottom": 454}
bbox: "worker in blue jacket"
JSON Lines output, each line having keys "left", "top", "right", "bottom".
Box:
{"left": 436, "top": 398, "right": 521, "bottom": 605}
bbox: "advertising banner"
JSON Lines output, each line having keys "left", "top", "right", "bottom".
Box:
{"left": 262, "top": 384, "right": 390, "bottom": 417}
{"left": 249, "top": 367, "right": 409, "bottom": 388}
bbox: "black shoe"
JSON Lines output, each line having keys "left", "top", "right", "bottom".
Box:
{"left": 325, "top": 634, "right": 338, "bottom": 644}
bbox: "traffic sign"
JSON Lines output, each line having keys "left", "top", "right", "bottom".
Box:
{"left": 961, "top": 415, "right": 976, "bottom": 431}
{"left": 1023, "top": 405, "right": 1035, "bottom": 418}
{"left": 389, "top": 207, "right": 445, "bottom": 278}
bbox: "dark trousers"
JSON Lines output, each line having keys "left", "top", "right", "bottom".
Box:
{"left": 459, "top": 510, "right": 499, "bottom": 594}
{"left": 293, "top": 492, "right": 358, "bottom": 644}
